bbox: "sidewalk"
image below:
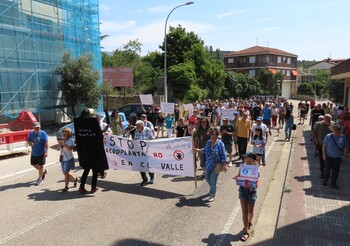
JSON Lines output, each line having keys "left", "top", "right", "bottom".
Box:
{"left": 252, "top": 122, "right": 350, "bottom": 245}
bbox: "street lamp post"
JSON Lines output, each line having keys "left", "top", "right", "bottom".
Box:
{"left": 164, "top": 1, "right": 194, "bottom": 103}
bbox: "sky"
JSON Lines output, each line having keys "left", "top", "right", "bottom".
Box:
{"left": 99, "top": 0, "right": 350, "bottom": 61}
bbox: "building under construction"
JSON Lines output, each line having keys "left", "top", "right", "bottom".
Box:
{"left": 0, "top": 0, "right": 102, "bottom": 122}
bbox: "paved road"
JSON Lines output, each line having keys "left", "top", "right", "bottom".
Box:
{"left": 0, "top": 120, "right": 290, "bottom": 246}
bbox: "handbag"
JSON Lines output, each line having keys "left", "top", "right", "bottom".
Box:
{"left": 292, "top": 124, "right": 297, "bottom": 130}
{"left": 214, "top": 162, "right": 226, "bottom": 174}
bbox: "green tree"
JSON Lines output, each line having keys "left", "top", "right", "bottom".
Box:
{"left": 54, "top": 53, "right": 100, "bottom": 117}
{"left": 223, "top": 71, "right": 260, "bottom": 98}
{"left": 298, "top": 82, "right": 315, "bottom": 95}
{"left": 259, "top": 69, "right": 274, "bottom": 93}
{"left": 328, "top": 79, "right": 344, "bottom": 104}
{"left": 167, "top": 62, "right": 197, "bottom": 101}
{"left": 100, "top": 82, "right": 114, "bottom": 109}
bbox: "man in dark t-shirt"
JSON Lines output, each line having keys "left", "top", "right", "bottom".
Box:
{"left": 220, "top": 117, "right": 235, "bottom": 165}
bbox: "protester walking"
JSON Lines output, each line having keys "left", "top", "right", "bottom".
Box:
{"left": 27, "top": 122, "right": 48, "bottom": 186}
{"left": 235, "top": 152, "right": 260, "bottom": 242}
{"left": 194, "top": 128, "right": 227, "bottom": 202}
{"left": 110, "top": 109, "right": 123, "bottom": 136}
{"left": 58, "top": 127, "right": 79, "bottom": 192}
{"left": 322, "top": 124, "right": 348, "bottom": 189}
{"left": 284, "top": 109, "right": 294, "bottom": 141}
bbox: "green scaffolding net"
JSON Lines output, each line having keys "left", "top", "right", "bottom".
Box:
{"left": 0, "top": 0, "right": 102, "bottom": 118}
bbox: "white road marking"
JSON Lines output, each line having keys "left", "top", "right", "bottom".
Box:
{"left": 0, "top": 160, "right": 58, "bottom": 182}
{"left": 0, "top": 205, "right": 77, "bottom": 245}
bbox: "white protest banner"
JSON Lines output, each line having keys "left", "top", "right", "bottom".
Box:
{"left": 105, "top": 136, "right": 195, "bottom": 177}
{"left": 183, "top": 103, "right": 193, "bottom": 111}
{"left": 139, "top": 94, "right": 154, "bottom": 105}
{"left": 160, "top": 102, "right": 175, "bottom": 114}
{"left": 221, "top": 109, "right": 238, "bottom": 120}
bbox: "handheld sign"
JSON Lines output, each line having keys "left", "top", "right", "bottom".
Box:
{"left": 161, "top": 102, "right": 175, "bottom": 114}
{"left": 139, "top": 94, "right": 154, "bottom": 105}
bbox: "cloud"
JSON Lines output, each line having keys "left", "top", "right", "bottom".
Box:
{"left": 101, "top": 20, "right": 215, "bottom": 54}
{"left": 258, "top": 26, "right": 280, "bottom": 32}
{"left": 147, "top": 5, "right": 170, "bottom": 14}
{"left": 217, "top": 10, "right": 245, "bottom": 19}
{"left": 100, "top": 20, "right": 137, "bottom": 34}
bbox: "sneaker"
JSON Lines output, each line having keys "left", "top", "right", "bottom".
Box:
{"left": 140, "top": 180, "right": 148, "bottom": 186}
{"left": 149, "top": 178, "right": 155, "bottom": 184}
{"left": 262, "top": 163, "right": 266, "bottom": 166}
{"left": 227, "top": 163, "right": 233, "bottom": 167}
{"left": 233, "top": 152, "right": 239, "bottom": 157}
{"left": 208, "top": 195, "right": 215, "bottom": 202}
{"left": 42, "top": 169, "right": 48, "bottom": 180}
{"left": 35, "top": 179, "right": 43, "bottom": 186}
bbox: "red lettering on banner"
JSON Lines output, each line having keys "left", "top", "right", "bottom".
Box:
{"left": 153, "top": 152, "right": 163, "bottom": 158}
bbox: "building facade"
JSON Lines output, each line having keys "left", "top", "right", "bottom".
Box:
{"left": 224, "top": 46, "right": 298, "bottom": 99}
{"left": 331, "top": 58, "right": 350, "bottom": 107}
{"left": 0, "top": 0, "right": 101, "bottom": 121}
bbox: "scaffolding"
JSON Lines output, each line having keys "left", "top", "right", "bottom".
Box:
{"left": 0, "top": 0, "right": 102, "bottom": 118}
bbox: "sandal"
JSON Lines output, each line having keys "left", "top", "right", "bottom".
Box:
{"left": 242, "top": 223, "right": 253, "bottom": 231}
{"left": 198, "top": 173, "right": 205, "bottom": 179}
{"left": 73, "top": 177, "right": 80, "bottom": 188}
{"left": 62, "top": 187, "right": 69, "bottom": 192}
{"left": 240, "top": 232, "right": 250, "bottom": 242}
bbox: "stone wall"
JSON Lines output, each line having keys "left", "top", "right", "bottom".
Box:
{"left": 105, "top": 95, "right": 164, "bottom": 109}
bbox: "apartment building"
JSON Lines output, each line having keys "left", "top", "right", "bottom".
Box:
{"left": 224, "top": 46, "right": 298, "bottom": 99}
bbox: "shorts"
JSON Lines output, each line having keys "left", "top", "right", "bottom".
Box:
{"left": 263, "top": 119, "right": 270, "bottom": 126}
{"left": 157, "top": 123, "right": 164, "bottom": 127}
{"left": 61, "top": 158, "right": 75, "bottom": 173}
{"left": 239, "top": 186, "right": 257, "bottom": 203}
{"left": 224, "top": 143, "right": 233, "bottom": 154}
{"left": 30, "top": 155, "right": 46, "bottom": 165}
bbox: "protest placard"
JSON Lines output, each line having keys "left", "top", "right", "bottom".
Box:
{"left": 183, "top": 103, "right": 194, "bottom": 111}
{"left": 160, "top": 102, "right": 175, "bottom": 114}
{"left": 139, "top": 94, "right": 154, "bottom": 105}
{"left": 221, "top": 109, "right": 239, "bottom": 120}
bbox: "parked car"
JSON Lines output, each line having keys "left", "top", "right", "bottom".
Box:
{"left": 56, "top": 112, "right": 128, "bottom": 141}
{"left": 118, "top": 103, "right": 155, "bottom": 120}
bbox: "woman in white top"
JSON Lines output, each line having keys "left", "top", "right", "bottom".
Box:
{"left": 58, "top": 128, "right": 78, "bottom": 192}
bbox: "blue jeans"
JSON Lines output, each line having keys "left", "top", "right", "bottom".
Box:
{"left": 205, "top": 168, "right": 219, "bottom": 196}
{"left": 261, "top": 147, "right": 266, "bottom": 164}
{"left": 285, "top": 123, "right": 293, "bottom": 139}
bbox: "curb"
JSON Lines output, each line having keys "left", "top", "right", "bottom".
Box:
{"left": 249, "top": 130, "right": 295, "bottom": 244}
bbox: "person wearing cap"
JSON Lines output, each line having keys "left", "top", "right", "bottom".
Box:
{"left": 155, "top": 110, "right": 165, "bottom": 138}
{"left": 322, "top": 123, "right": 348, "bottom": 189}
{"left": 220, "top": 117, "right": 235, "bottom": 166}
{"left": 234, "top": 152, "right": 259, "bottom": 242}
{"left": 141, "top": 114, "right": 154, "bottom": 136}
{"left": 134, "top": 120, "right": 155, "bottom": 186}
{"left": 313, "top": 114, "right": 333, "bottom": 178}
{"left": 27, "top": 122, "right": 49, "bottom": 186}
{"left": 251, "top": 116, "right": 268, "bottom": 166}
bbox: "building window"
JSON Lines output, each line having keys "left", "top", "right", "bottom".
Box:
{"left": 277, "top": 56, "right": 281, "bottom": 63}
{"left": 249, "top": 56, "right": 256, "bottom": 63}
{"left": 286, "top": 70, "right": 291, "bottom": 76}
{"left": 249, "top": 70, "right": 255, "bottom": 77}
{"left": 228, "top": 58, "right": 234, "bottom": 64}
{"left": 282, "top": 70, "right": 286, "bottom": 75}
{"left": 287, "top": 57, "right": 291, "bottom": 64}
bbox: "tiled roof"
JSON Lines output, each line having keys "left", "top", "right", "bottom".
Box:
{"left": 224, "top": 45, "right": 297, "bottom": 57}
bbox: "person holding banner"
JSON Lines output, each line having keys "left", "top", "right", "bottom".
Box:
{"left": 134, "top": 120, "right": 155, "bottom": 186}
{"left": 195, "top": 117, "right": 211, "bottom": 179}
{"left": 194, "top": 128, "right": 227, "bottom": 202}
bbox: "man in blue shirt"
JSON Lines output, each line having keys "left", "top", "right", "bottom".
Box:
{"left": 134, "top": 120, "right": 155, "bottom": 186}
{"left": 27, "top": 122, "right": 49, "bottom": 186}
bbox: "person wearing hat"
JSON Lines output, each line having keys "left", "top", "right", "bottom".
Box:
{"left": 220, "top": 117, "right": 235, "bottom": 166}
{"left": 322, "top": 123, "right": 348, "bottom": 189}
{"left": 141, "top": 113, "right": 155, "bottom": 136}
{"left": 134, "top": 120, "right": 155, "bottom": 186}
{"left": 27, "top": 122, "right": 49, "bottom": 186}
{"left": 235, "top": 152, "right": 259, "bottom": 242}
{"left": 251, "top": 116, "right": 268, "bottom": 166}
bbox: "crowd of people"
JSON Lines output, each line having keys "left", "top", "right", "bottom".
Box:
{"left": 27, "top": 97, "right": 348, "bottom": 243}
